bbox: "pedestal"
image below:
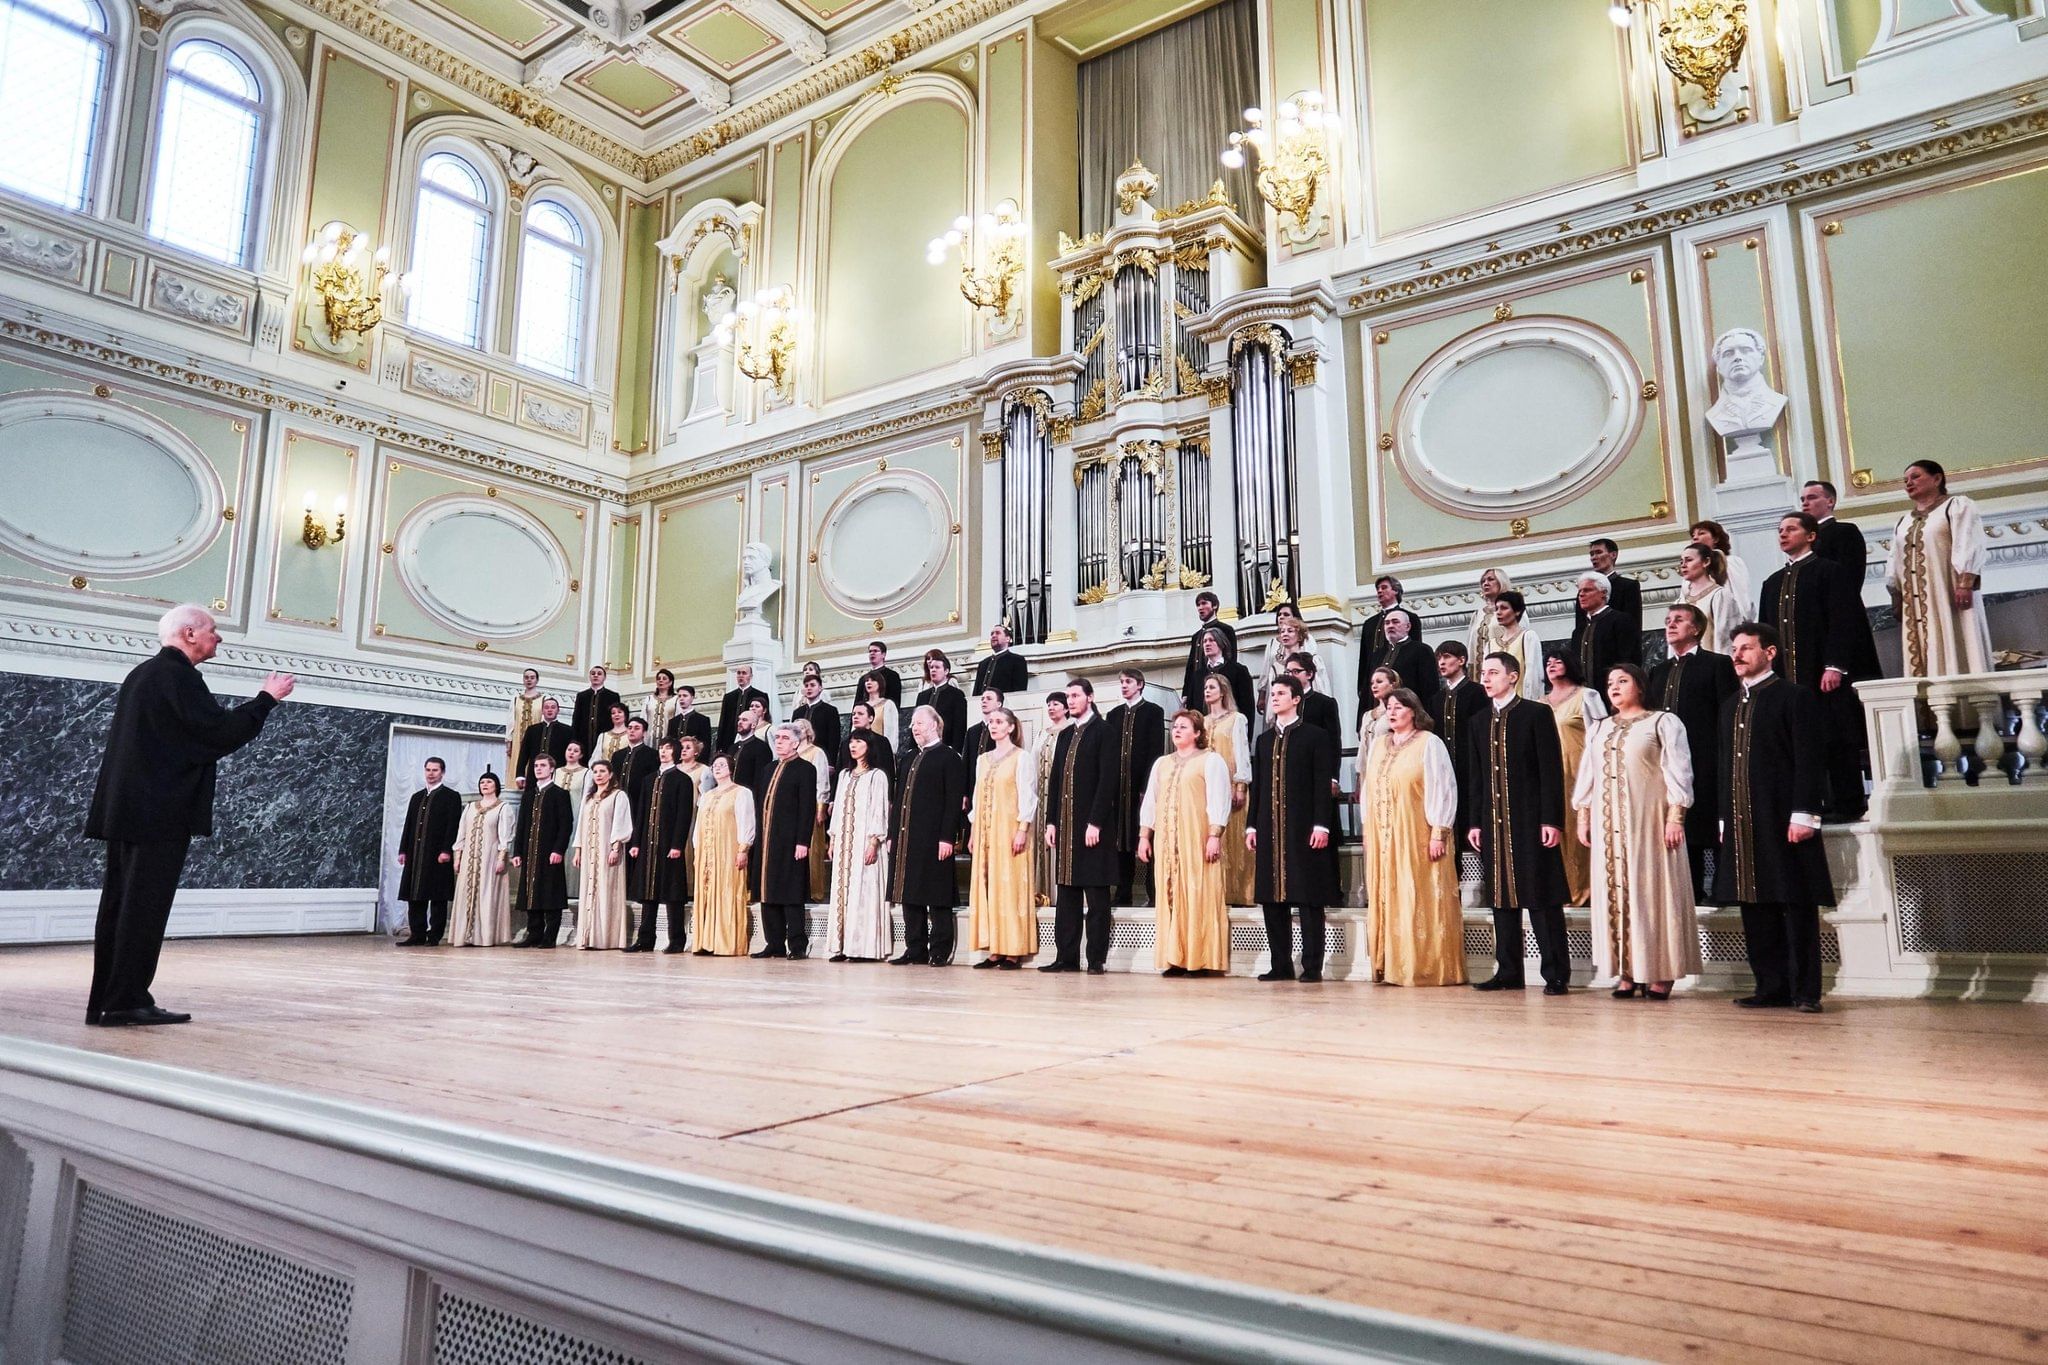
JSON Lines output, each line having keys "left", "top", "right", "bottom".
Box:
{"left": 723, "top": 614, "right": 782, "bottom": 718}
{"left": 1710, "top": 431, "right": 1796, "bottom": 580}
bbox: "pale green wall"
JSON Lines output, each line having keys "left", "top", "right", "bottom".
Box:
{"left": 296, "top": 49, "right": 400, "bottom": 369}
{"left": 1364, "top": 0, "right": 1632, "bottom": 237}
{"left": 607, "top": 515, "right": 639, "bottom": 674}
{"left": 271, "top": 431, "right": 355, "bottom": 628}
{"left": 1821, "top": 161, "right": 2048, "bottom": 486}
{"left": 802, "top": 438, "right": 964, "bottom": 644}
{"left": 651, "top": 488, "right": 745, "bottom": 670}
{"left": 613, "top": 196, "right": 661, "bottom": 452}
{"left": 768, "top": 133, "right": 805, "bottom": 290}
{"left": 1027, "top": 33, "right": 1079, "bottom": 352}
{"left": 821, "top": 97, "right": 971, "bottom": 399}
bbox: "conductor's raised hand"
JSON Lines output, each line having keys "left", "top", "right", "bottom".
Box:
{"left": 261, "top": 672, "right": 296, "bottom": 701}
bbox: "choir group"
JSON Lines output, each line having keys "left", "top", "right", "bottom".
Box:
{"left": 393, "top": 463, "right": 1998, "bottom": 1013}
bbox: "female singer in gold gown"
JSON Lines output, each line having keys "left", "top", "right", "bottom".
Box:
{"left": 1361, "top": 689, "right": 1466, "bottom": 987}
{"left": 1030, "top": 692, "right": 1069, "bottom": 906}
{"left": 1139, "top": 710, "right": 1234, "bottom": 976}
{"left": 1201, "top": 674, "right": 1254, "bottom": 905}
{"left": 798, "top": 721, "right": 833, "bottom": 904}
{"left": 1573, "top": 664, "right": 1701, "bottom": 999}
{"left": 1543, "top": 652, "right": 1607, "bottom": 907}
{"left": 968, "top": 707, "right": 1038, "bottom": 966}
{"left": 691, "top": 754, "right": 755, "bottom": 955}
{"left": 572, "top": 760, "right": 634, "bottom": 949}
{"left": 447, "top": 773, "right": 514, "bottom": 946}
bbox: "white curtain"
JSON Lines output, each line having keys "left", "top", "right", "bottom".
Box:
{"left": 378, "top": 725, "right": 504, "bottom": 933}
{"left": 1076, "top": 0, "right": 1260, "bottom": 232}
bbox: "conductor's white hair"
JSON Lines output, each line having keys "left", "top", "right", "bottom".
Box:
{"left": 157, "top": 603, "right": 213, "bottom": 646}
{"left": 1577, "top": 570, "right": 1611, "bottom": 595}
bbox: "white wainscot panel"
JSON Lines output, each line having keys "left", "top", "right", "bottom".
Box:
{"left": 0, "top": 888, "right": 377, "bottom": 944}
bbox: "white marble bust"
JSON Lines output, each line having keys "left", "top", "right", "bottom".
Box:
{"left": 1705, "top": 327, "right": 1787, "bottom": 440}
{"left": 735, "top": 540, "right": 779, "bottom": 619}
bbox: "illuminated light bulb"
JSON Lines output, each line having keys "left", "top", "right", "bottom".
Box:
{"left": 333, "top": 495, "right": 347, "bottom": 517}
{"left": 1608, "top": 1, "right": 1632, "bottom": 26}
{"left": 1220, "top": 148, "right": 1245, "bottom": 169}
{"left": 1243, "top": 106, "right": 1263, "bottom": 124}
{"left": 302, "top": 489, "right": 318, "bottom": 514}
{"left": 995, "top": 198, "right": 1018, "bottom": 216}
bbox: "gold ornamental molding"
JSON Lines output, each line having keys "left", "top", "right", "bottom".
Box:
{"left": 1342, "top": 104, "right": 2048, "bottom": 313}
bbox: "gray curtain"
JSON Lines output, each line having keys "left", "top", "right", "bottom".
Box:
{"left": 1076, "top": 0, "right": 1259, "bottom": 233}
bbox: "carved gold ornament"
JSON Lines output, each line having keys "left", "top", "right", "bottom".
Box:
{"left": 1509, "top": 518, "right": 1530, "bottom": 538}
{"left": 1653, "top": 1, "right": 1750, "bottom": 106}
{"left": 1115, "top": 161, "right": 1159, "bottom": 216}
{"left": 1221, "top": 92, "right": 1335, "bottom": 242}
{"left": 303, "top": 222, "right": 394, "bottom": 345}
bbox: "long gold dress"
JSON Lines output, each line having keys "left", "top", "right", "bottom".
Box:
{"left": 1204, "top": 711, "right": 1254, "bottom": 905}
{"left": 675, "top": 760, "right": 708, "bottom": 898}
{"left": 1140, "top": 750, "right": 1233, "bottom": 971}
{"left": 507, "top": 690, "right": 544, "bottom": 772}
{"left": 801, "top": 742, "right": 832, "bottom": 903}
{"left": 572, "top": 787, "right": 634, "bottom": 948}
{"left": 1573, "top": 712, "right": 1702, "bottom": 984}
{"left": 1031, "top": 722, "right": 1067, "bottom": 905}
{"left": 1361, "top": 732, "right": 1466, "bottom": 986}
{"left": 968, "top": 748, "right": 1038, "bottom": 956}
{"left": 1545, "top": 686, "right": 1604, "bottom": 906}
{"left": 446, "top": 797, "right": 514, "bottom": 946}
{"left": 691, "top": 783, "right": 755, "bottom": 954}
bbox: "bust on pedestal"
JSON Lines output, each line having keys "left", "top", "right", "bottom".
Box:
{"left": 1706, "top": 327, "right": 1788, "bottom": 486}
{"left": 724, "top": 540, "right": 782, "bottom": 712}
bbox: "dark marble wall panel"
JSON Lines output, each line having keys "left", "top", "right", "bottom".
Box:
{"left": 0, "top": 670, "right": 494, "bottom": 892}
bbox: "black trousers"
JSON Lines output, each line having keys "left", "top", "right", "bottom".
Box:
{"left": 901, "top": 905, "right": 956, "bottom": 964}
{"left": 1260, "top": 903, "right": 1326, "bottom": 977}
{"left": 1114, "top": 851, "right": 1153, "bottom": 907}
{"left": 89, "top": 838, "right": 191, "bottom": 1013}
{"left": 632, "top": 901, "right": 688, "bottom": 950}
{"left": 1740, "top": 901, "right": 1824, "bottom": 1004}
{"left": 1491, "top": 906, "right": 1569, "bottom": 988}
{"left": 1822, "top": 688, "right": 1869, "bottom": 818}
{"left": 406, "top": 898, "right": 449, "bottom": 945}
{"left": 762, "top": 903, "right": 807, "bottom": 954}
{"left": 524, "top": 907, "right": 563, "bottom": 946}
{"left": 1053, "top": 884, "right": 1113, "bottom": 969}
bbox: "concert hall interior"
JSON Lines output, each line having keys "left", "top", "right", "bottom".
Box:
{"left": 1, "top": 0, "right": 2046, "bottom": 1361}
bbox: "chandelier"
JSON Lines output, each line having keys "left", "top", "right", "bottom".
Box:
{"left": 1220, "top": 92, "right": 1335, "bottom": 242}
{"left": 302, "top": 221, "right": 395, "bottom": 345}
{"left": 927, "top": 198, "right": 1027, "bottom": 334}
{"left": 712, "top": 286, "right": 799, "bottom": 399}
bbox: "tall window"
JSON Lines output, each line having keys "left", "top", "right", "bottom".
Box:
{"left": 0, "top": 0, "right": 110, "bottom": 211}
{"left": 514, "top": 198, "right": 588, "bottom": 382}
{"left": 407, "top": 149, "right": 492, "bottom": 349}
{"left": 147, "top": 39, "right": 263, "bottom": 266}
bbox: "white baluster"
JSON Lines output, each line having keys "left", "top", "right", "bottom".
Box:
{"left": 1971, "top": 695, "right": 2005, "bottom": 774}
{"left": 1930, "top": 693, "right": 1964, "bottom": 781}
{"left": 2017, "top": 685, "right": 2048, "bottom": 775}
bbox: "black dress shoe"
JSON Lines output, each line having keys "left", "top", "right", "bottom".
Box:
{"left": 622, "top": 944, "right": 650, "bottom": 954}
{"left": 100, "top": 1006, "right": 191, "bottom": 1027}
{"left": 1543, "top": 983, "right": 1569, "bottom": 996}
{"left": 971, "top": 957, "right": 1000, "bottom": 969}
{"left": 1734, "top": 994, "right": 1790, "bottom": 1009}
{"left": 787, "top": 950, "right": 809, "bottom": 960}
{"left": 1793, "top": 1000, "right": 1824, "bottom": 1014}
{"left": 927, "top": 958, "right": 950, "bottom": 967}
{"left": 1085, "top": 965, "right": 1106, "bottom": 975}
{"left": 85, "top": 1009, "right": 103, "bottom": 1025}
{"left": 1038, "top": 962, "right": 1077, "bottom": 973}
{"left": 1161, "top": 966, "right": 1188, "bottom": 978}
{"left": 830, "top": 952, "right": 850, "bottom": 962}
{"left": 1298, "top": 971, "right": 1323, "bottom": 984}
{"left": 750, "top": 947, "right": 786, "bottom": 959}
{"left": 996, "top": 959, "right": 1022, "bottom": 971}
{"left": 1472, "top": 977, "right": 1524, "bottom": 992}
{"left": 661, "top": 946, "right": 688, "bottom": 954}
{"left": 1257, "top": 969, "right": 1295, "bottom": 982}
{"left": 890, "top": 953, "right": 921, "bottom": 965}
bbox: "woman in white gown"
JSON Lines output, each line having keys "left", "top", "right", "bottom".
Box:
{"left": 1491, "top": 591, "right": 1546, "bottom": 700}
{"left": 1675, "top": 544, "right": 1740, "bottom": 654}
{"left": 1258, "top": 604, "right": 1324, "bottom": 710}
{"left": 1888, "top": 458, "right": 1995, "bottom": 679}
{"left": 446, "top": 773, "right": 514, "bottom": 947}
{"left": 1467, "top": 568, "right": 1516, "bottom": 662}
{"left": 572, "top": 759, "right": 635, "bottom": 949}
{"left": 1691, "top": 519, "right": 1755, "bottom": 619}
{"left": 641, "top": 669, "right": 681, "bottom": 749}
{"left": 824, "top": 731, "right": 893, "bottom": 961}
{"left": 861, "top": 673, "right": 900, "bottom": 751}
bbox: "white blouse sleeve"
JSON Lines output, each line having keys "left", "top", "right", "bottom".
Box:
{"left": 1202, "top": 751, "right": 1233, "bottom": 829}
{"left": 1571, "top": 721, "right": 1604, "bottom": 812}
{"left": 1726, "top": 554, "right": 1756, "bottom": 617}
{"left": 1657, "top": 711, "right": 1695, "bottom": 812}
{"left": 495, "top": 803, "right": 516, "bottom": 852}
{"left": 1518, "top": 625, "right": 1546, "bottom": 699}
{"left": 1228, "top": 713, "right": 1251, "bottom": 783}
{"left": 1013, "top": 750, "right": 1038, "bottom": 824}
{"left": 855, "top": 771, "right": 889, "bottom": 842}
{"left": 571, "top": 797, "right": 592, "bottom": 850}
{"left": 733, "top": 794, "right": 756, "bottom": 848}
{"left": 1950, "top": 496, "right": 1986, "bottom": 577}
{"left": 812, "top": 753, "right": 831, "bottom": 804}
{"left": 1884, "top": 513, "right": 1907, "bottom": 592}
{"left": 606, "top": 792, "right": 635, "bottom": 844}
{"left": 1582, "top": 688, "right": 1609, "bottom": 723}
{"left": 1138, "top": 756, "right": 1166, "bottom": 831}
{"left": 1421, "top": 734, "right": 1459, "bottom": 831}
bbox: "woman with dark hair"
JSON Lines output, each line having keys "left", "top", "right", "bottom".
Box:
{"left": 1491, "top": 590, "right": 1544, "bottom": 699}
{"left": 1138, "top": 710, "right": 1233, "bottom": 976}
{"left": 1544, "top": 652, "right": 1607, "bottom": 907}
{"left": 572, "top": 759, "right": 634, "bottom": 949}
{"left": 840, "top": 699, "right": 896, "bottom": 786}
{"left": 1691, "top": 518, "right": 1755, "bottom": 617}
{"left": 1031, "top": 691, "right": 1070, "bottom": 902}
{"left": 594, "top": 701, "right": 633, "bottom": 769}
{"left": 825, "top": 730, "right": 893, "bottom": 961}
{"left": 1360, "top": 688, "right": 1464, "bottom": 987}
{"left": 1201, "top": 673, "right": 1254, "bottom": 906}
{"left": 447, "top": 772, "right": 514, "bottom": 947}
{"left": 1888, "top": 458, "right": 1993, "bottom": 678}
{"left": 1574, "top": 664, "right": 1700, "bottom": 1000}
{"left": 861, "top": 672, "right": 900, "bottom": 752}
{"left": 642, "top": 669, "right": 680, "bottom": 745}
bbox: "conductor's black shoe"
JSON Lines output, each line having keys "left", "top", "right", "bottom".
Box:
{"left": 787, "top": 949, "right": 809, "bottom": 960}
{"left": 1299, "top": 971, "right": 1323, "bottom": 983}
{"left": 1085, "top": 965, "right": 1107, "bottom": 975}
{"left": 100, "top": 1006, "right": 191, "bottom": 1027}
{"left": 1039, "top": 961, "right": 1076, "bottom": 972}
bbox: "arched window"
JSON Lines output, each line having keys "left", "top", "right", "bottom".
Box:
{"left": 0, "top": 0, "right": 111, "bottom": 211}
{"left": 514, "top": 197, "right": 589, "bottom": 382}
{"left": 406, "top": 149, "right": 493, "bottom": 349}
{"left": 146, "top": 38, "right": 263, "bottom": 266}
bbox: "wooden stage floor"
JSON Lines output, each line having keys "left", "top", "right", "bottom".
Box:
{"left": 3, "top": 936, "right": 2045, "bottom": 1363}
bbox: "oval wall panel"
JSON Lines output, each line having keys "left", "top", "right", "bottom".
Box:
{"left": 815, "top": 470, "right": 951, "bottom": 618}
{"left": 392, "top": 495, "right": 571, "bottom": 639}
{"left": 0, "top": 393, "right": 225, "bottom": 578}
{"left": 1391, "top": 317, "right": 1644, "bottom": 519}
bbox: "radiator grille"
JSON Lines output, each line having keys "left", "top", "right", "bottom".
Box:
{"left": 0, "top": 1132, "right": 26, "bottom": 1333}
{"left": 432, "top": 1289, "right": 654, "bottom": 1365}
{"left": 1896, "top": 853, "right": 2048, "bottom": 955}
{"left": 60, "top": 1184, "right": 351, "bottom": 1365}
{"left": 1228, "top": 923, "right": 1351, "bottom": 954}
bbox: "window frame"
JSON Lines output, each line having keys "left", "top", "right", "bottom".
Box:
{"left": 143, "top": 33, "right": 269, "bottom": 270}
{"left": 0, "top": 0, "right": 126, "bottom": 216}
{"left": 403, "top": 140, "right": 502, "bottom": 354}
{"left": 511, "top": 191, "right": 597, "bottom": 385}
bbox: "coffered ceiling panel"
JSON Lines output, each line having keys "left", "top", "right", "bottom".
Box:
{"left": 661, "top": 6, "right": 780, "bottom": 74}
{"left": 572, "top": 56, "right": 692, "bottom": 120}
{"left": 427, "top": 0, "right": 573, "bottom": 54}
{"left": 783, "top": 0, "right": 890, "bottom": 33}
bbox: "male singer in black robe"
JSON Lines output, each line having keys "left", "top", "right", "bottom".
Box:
{"left": 1247, "top": 677, "right": 1339, "bottom": 982}
{"left": 625, "top": 741, "right": 695, "bottom": 953}
{"left": 1179, "top": 591, "right": 1239, "bottom": 710}
{"left": 1803, "top": 480, "right": 1886, "bottom": 685}
{"left": 665, "top": 684, "right": 713, "bottom": 756}
{"left": 914, "top": 650, "right": 970, "bottom": 752}
{"left": 732, "top": 706, "right": 773, "bottom": 872}
{"left": 515, "top": 696, "right": 570, "bottom": 790}
{"left": 1574, "top": 538, "right": 1643, "bottom": 643}
{"left": 1377, "top": 608, "right": 1442, "bottom": 712}
{"left": 960, "top": 688, "right": 1004, "bottom": 840}
{"left": 973, "top": 624, "right": 1030, "bottom": 696}
{"left": 512, "top": 753, "right": 573, "bottom": 948}
{"left": 1041, "top": 678, "right": 1120, "bottom": 973}
{"left": 571, "top": 665, "right": 623, "bottom": 761}
{"left": 859, "top": 640, "right": 903, "bottom": 708}
{"left": 1571, "top": 571, "right": 1640, "bottom": 684}
{"left": 396, "top": 757, "right": 464, "bottom": 947}
{"left": 1759, "top": 511, "right": 1871, "bottom": 820}
{"left": 611, "top": 718, "right": 659, "bottom": 808}
{"left": 1649, "top": 603, "right": 1739, "bottom": 899}
{"left": 85, "top": 606, "right": 292, "bottom": 1026}
{"left": 790, "top": 672, "right": 841, "bottom": 769}
{"left": 753, "top": 725, "right": 816, "bottom": 958}
{"left": 1193, "top": 627, "right": 1257, "bottom": 720}
{"left": 1460, "top": 651, "right": 1572, "bottom": 994}
{"left": 1430, "top": 642, "right": 1488, "bottom": 797}
{"left": 1714, "top": 623, "right": 1836, "bottom": 1012}
{"left": 890, "top": 706, "right": 968, "bottom": 966}
{"left": 1353, "top": 575, "right": 1403, "bottom": 717}
{"left": 1105, "top": 669, "right": 1166, "bottom": 906}
{"left": 1285, "top": 653, "right": 1343, "bottom": 741}
{"left": 715, "top": 663, "right": 772, "bottom": 755}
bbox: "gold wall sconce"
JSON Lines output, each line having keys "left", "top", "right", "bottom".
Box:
{"left": 302, "top": 221, "right": 397, "bottom": 346}
{"left": 712, "top": 285, "right": 800, "bottom": 399}
{"left": 1611, "top": 0, "right": 1750, "bottom": 107}
{"left": 301, "top": 490, "right": 346, "bottom": 550}
{"left": 927, "top": 198, "right": 1027, "bottom": 335}
{"left": 1220, "top": 91, "right": 1336, "bottom": 244}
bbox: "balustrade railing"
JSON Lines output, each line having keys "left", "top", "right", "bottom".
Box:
{"left": 1860, "top": 669, "right": 2048, "bottom": 794}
